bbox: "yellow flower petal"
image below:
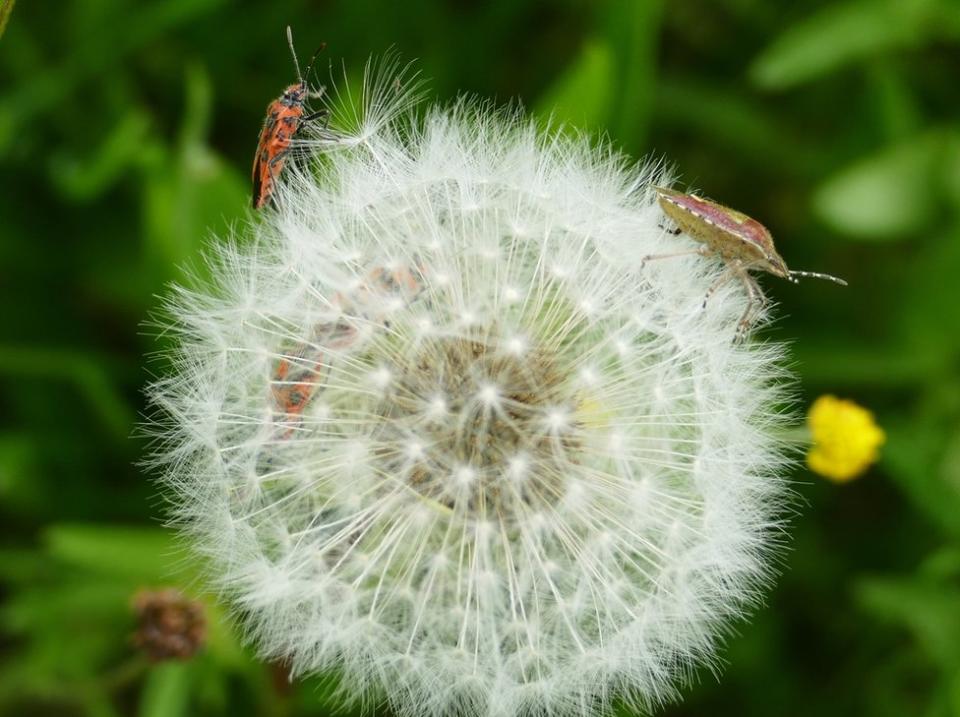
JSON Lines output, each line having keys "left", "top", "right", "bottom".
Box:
{"left": 806, "top": 395, "right": 885, "bottom": 482}
{"left": 577, "top": 394, "right": 611, "bottom": 430}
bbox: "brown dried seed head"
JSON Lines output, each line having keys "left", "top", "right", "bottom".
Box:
{"left": 132, "top": 588, "right": 207, "bottom": 661}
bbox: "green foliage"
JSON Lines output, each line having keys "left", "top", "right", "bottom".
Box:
{"left": 139, "top": 663, "right": 191, "bottom": 717}
{"left": 749, "top": 0, "right": 960, "bottom": 89}
{"left": 0, "top": 0, "right": 14, "bottom": 41}
{"left": 1, "top": 0, "right": 959, "bottom": 715}
{"left": 535, "top": 0, "right": 662, "bottom": 148}
{"left": 536, "top": 39, "right": 615, "bottom": 132}
{"left": 812, "top": 131, "right": 951, "bottom": 240}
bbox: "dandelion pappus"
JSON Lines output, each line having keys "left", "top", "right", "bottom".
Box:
{"left": 646, "top": 185, "right": 847, "bottom": 340}
{"left": 252, "top": 26, "right": 327, "bottom": 210}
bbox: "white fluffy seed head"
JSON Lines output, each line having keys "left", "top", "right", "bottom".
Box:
{"left": 146, "top": 60, "right": 794, "bottom": 717}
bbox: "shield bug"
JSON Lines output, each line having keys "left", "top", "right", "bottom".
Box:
{"left": 646, "top": 185, "right": 846, "bottom": 339}
{"left": 252, "top": 27, "right": 327, "bottom": 210}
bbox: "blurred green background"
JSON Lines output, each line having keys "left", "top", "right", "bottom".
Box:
{"left": 2, "top": 0, "right": 960, "bottom": 715}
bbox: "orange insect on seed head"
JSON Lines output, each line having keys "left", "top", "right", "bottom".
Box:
{"left": 251, "top": 27, "right": 327, "bottom": 210}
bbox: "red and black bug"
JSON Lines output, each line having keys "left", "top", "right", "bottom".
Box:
{"left": 269, "top": 325, "right": 340, "bottom": 436}
{"left": 252, "top": 27, "right": 326, "bottom": 210}
{"left": 268, "top": 262, "right": 430, "bottom": 437}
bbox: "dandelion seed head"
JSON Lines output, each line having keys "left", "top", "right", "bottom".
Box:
{"left": 478, "top": 383, "right": 500, "bottom": 405}
{"left": 147, "top": 60, "right": 793, "bottom": 717}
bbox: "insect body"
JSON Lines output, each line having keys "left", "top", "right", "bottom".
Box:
{"left": 269, "top": 262, "right": 429, "bottom": 437}
{"left": 270, "top": 321, "right": 354, "bottom": 436}
{"left": 252, "top": 27, "right": 326, "bottom": 210}
{"left": 648, "top": 185, "right": 846, "bottom": 338}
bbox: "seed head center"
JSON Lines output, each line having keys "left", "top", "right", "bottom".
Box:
{"left": 373, "top": 337, "right": 578, "bottom": 519}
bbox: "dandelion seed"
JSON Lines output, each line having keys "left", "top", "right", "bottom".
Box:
{"left": 146, "top": 60, "right": 793, "bottom": 717}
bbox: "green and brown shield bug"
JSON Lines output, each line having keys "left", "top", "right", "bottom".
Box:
{"left": 645, "top": 185, "right": 846, "bottom": 339}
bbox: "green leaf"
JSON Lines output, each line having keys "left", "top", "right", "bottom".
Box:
{"left": 603, "top": 0, "right": 663, "bottom": 150}
{"left": 750, "top": 0, "right": 960, "bottom": 89}
{"left": 0, "top": 580, "right": 133, "bottom": 690}
{"left": 941, "top": 132, "right": 960, "bottom": 211}
{"left": 855, "top": 573, "right": 960, "bottom": 669}
{"left": 0, "top": 547, "right": 51, "bottom": 583}
{"left": 141, "top": 64, "right": 246, "bottom": 290}
{"left": 81, "top": 692, "right": 123, "bottom": 717}
{"left": 865, "top": 60, "right": 923, "bottom": 140}
{"left": 0, "top": 346, "right": 135, "bottom": 440}
{"left": 950, "top": 670, "right": 960, "bottom": 717}
{"left": 50, "top": 110, "right": 153, "bottom": 201}
{"left": 535, "top": 0, "right": 663, "bottom": 149}
{"left": 811, "top": 131, "right": 946, "bottom": 240}
{"left": 0, "top": 433, "right": 41, "bottom": 511}
{"left": 893, "top": 224, "right": 960, "bottom": 348}
{"left": 201, "top": 602, "right": 249, "bottom": 669}
{"left": 139, "top": 662, "right": 191, "bottom": 717}
{"left": 654, "top": 76, "right": 825, "bottom": 175}
{"left": 44, "top": 523, "right": 192, "bottom": 583}
{"left": 919, "top": 548, "right": 960, "bottom": 580}
{"left": 791, "top": 342, "right": 947, "bottom": 387}
{"left": 0, "top": 0, "right": 227, "bottom": 155}
{"left": 1, "top": 580, "right": 131, "bottom": 633}
{"left": 883, "top": 417, "right": 960, "bottom": 539}
{"left": 535, "top": 39, "right": 614, "bottom": 133}
{"left": 0, "top": 0, "right": 15, "bottom": 41}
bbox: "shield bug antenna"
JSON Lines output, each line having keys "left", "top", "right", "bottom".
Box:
{"left": 645, "top": 185, "right": 847, "bottom": 341}
{"left": 787, "top": 269, "right": 847, "bottom": 285}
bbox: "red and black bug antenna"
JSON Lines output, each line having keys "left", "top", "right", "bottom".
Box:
{"left": 286, "top": 26, "right": 303, "bottom": 84}
{"left": 286, "top": 26, "right": 326, "bottom": 98}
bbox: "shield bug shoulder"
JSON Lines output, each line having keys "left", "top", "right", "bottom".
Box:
{"left": 647, "top": 185, "right": 846, "bottom": 339}
{"left": 252, "top": 27, "right": 327, "bottom": 210}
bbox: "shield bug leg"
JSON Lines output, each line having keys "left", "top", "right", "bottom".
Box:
{"left": 640, "top": 247, "right": 709, "bottom": 270}
{"left": 701, "top": 266, "right": 735, "bottom": 310}
{"left": 732, "top": 265, "right": 766, "bottom": 342}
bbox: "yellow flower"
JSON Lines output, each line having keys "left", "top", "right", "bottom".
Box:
{"left": 577, "top": 394, "right": 612, "bottom": 430}
{"left": 807, "top": 395, "right": 885, "bottom": 482}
